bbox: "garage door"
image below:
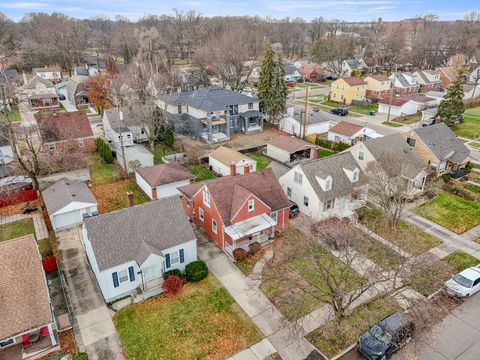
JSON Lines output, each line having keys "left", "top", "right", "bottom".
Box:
{"left": 53, "top": 210, "right": 82, "bottom": 230}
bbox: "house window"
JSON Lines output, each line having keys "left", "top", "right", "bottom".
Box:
{"left": 323, "top": 199, "right": 335, "bottom": 211}
{"left": 126, "top": 134, "right": 131, "bottom": 139}
{"left": 48, "top": 143, "right": 56, "bottom": 151}
{"left": 406, "top": 137, "right": 416, "bottom": 147}
{"left": 212, "top": 219, "right": 217, "bottom": 234}
{"left": 170, "top": 251, "right": 180, "bottom": 266}
{"left": 118, "top": 269, "right": 129, "bottom": 284}
{"left": 78, "top": 139, "right": 84, "bottom": 147}
{"left": 294, "top": 171, "right": 303, "bottom": 184}
{"left": 177, "top": 105, "right": 182, "bottom": 114}
{"left": 358, "top": 151, "right": 364, "bottom": 161}
{"left": 325, "top": 178, "right": 332, "bottom": 191}
{"left": 303, "top": 196, "right": 309, "bottom": 207}
{"left": 270, "top": 211, "right": 277, "bottom": 222}
{"left": 248, "top": 117, "right": 257, "bottom": 125}
{"left": 248, "top": 103, "right": 253, "bottom": 109}
{"left": 203, "top": 191, "right": 210, "bottom": 207}
{"left": 248, "top": 199, "right": 254, "bottom": 212}
{"left": 199, "top": 207, "right": 204, "bottom": 222}
{"left": 287, "top": 187, "right": 292, "bottom": 197}
{"left": 352, "top": 171, "right": 358, "bottom": 182}
{"left": 0, "top": 338, "right": 15, "bottom": 348}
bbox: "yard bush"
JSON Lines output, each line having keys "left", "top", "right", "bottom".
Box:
{"left": 233, "top": 248, "right": 249, "bottom": 261}
{"left": 248, "top": 242, "right": 262, "bottom": 255}
{"left": 73, "top": 353, "right": 88, "bottom": 360}
{"left": 48, "top": 353, "right": 65, "bottom": 360}
{"left": 315, "top": 138, "right": 350, "bottom": 152}
{"left": 163, "top": 269, "right": 184, "bottom": 280}
{"left": 162, "top": 275, "right": 183, "bottom": 295}
{"left": 185, "top": 260, "right": 209, "bottom": 282}
{"left": 95, "top": 137, "right": 113, "bottom": 164}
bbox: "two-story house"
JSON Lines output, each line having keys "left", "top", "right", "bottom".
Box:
{"left": 364, "top": 74, "right": 391, "bottom": 100}
{"left": 178, "top": 169, "right": 290, "bottom": 257}
{"left": 66, "top": 75, "right": 90, "bottom": 108}
{"left": 404, "top": 123, "right": 471, "bottom": 176}
{"left": 390, "top": 73, "right": 420, "bottom": 94}
{"left": 341, "top": 59, "right": 366, "bottom": 76}
{"left": 17, "top": 76, "right": 60, "bottom": 111}
{"left": 330, "top": 77, "right": 367, "bottom": 105}
{"left": 438, "top": 67, "right": 459, "bottom": 88}
{"left": 278, "top": 152, "right": 365, "bottom": 221}
{"left": 412, "top": 70, "right": 443, "bottom": 92}
{"left": 157, "top": 86, "right": 263, "bottom": 144}
{"left": 102, "top": 106, "right": 149, "bottom": 148}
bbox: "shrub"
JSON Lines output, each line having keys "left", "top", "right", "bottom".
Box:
{"left": 73, "top": 353, "right": 88, "bottom": 360}
{"left": 248, "top": 242, "right": 262, "bottom": 255}
{"left": 163, "top": 268, "right": 184, "bottom": 280}
{"left": 48, "top": 353, "right": 65, "bottom": 360}
{"left": 442, "top": 174, "right": 451, "bottom": 182}
{"left": 162, "top": 275, "right": 183, "bottom": 295}
{"left": 315, "top": 137, "right": 350, "bottom": 152}
{"left": 185, "top": 260, "right": 208, "bottom": 282}
{"left": 95, "top": 137, "right": 113, "bottom": 164}
{"left": 233, "top": 248, "right": 249, "bottom": 261}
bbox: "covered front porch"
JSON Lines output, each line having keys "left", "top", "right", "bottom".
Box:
{"left": 29, "top": 96, "right": 60, "bottom": 110}
{"left": 0, "top": 325, "right": 60, "bottom": 360}
{"left": 240, "top": 111, "right": 263, "bottom": 134}
{"left": 224, "top": 214, "right": 276, "bottom": 257}
{"left": 200, "top": 118, "right": 230, "bottom": 143}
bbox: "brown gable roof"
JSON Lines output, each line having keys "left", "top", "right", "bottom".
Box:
{"left": 0, "top": 235, "right": 52, "bottom": 339}
{"left": 209, "top": 146, "right": 252, "bottom": 166}
{"left": 267, "top": 136, "right": 316, "bottom": 154}
{"left": 37, "top": 111, "right": 93, "bottom": 143}
{"left": 136, "top": 163, "right": 194, "bottom": 187}
{"left": 342, "top": 77, "right": 366, "bottom": 86}
{"left": 329, "top": 121, "right": 364, "bottom": 137}
{"left": 379, "top": 97, "right": 409, "bottom": 106}
{"left": 439, "top": 67, "right": 458, "bottom": 81}
{"left": 369, "top": 74, "right": 390, "bottom": 82}
{"left": 178, "top": 168, "right": 290, "bottom": 226}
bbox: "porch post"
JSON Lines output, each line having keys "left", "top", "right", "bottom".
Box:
{"left": 225, "top": 113, "right": 230, "bottom": 138}
{"left": 47, "top": 323, "right": 57, "bottom": 346}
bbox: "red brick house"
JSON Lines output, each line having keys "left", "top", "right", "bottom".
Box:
{"left": 37, "top": 111, "right": 95, "bottom": 153}
{"left": 178, "top": 168, "right": 290, "bottom": 257}
{"left": 438, "top": 67, "right": 458, "bottom": 88}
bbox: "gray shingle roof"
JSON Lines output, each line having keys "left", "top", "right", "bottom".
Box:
{"left": 84, "top": 196, "right": 196, "bottom": 271}
{"left": 284, "top": 63, "right": 297, "bottom": 76}
{"left": 414, "top": 123, "right": 470, "bottom": 163}
{"left": 43, "top": 180, "right": 97, "bottom": 215}
{"left": 267, "top": 161, "right": 289, "bottom": 179}
{"left": 162, "top": 86, "right": 258, "bottom": 113}
{"left": 362, "top": 134, "right": 425, "bottom": 179}
{"left": 299, "top": 152, "right": 363, "bottom": 202}
{"left": 345, "top": 59, "right": 362, "bottom": 69}
{"left": 104, "top": 106, "right": 149, "bottom": 128}
{"left": 66, "top": 75, "right": 88, "bottom": 97}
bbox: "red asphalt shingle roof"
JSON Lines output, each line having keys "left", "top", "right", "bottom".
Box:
{"left": 267, "top": 136, "right": 316, "bottom": 154}
{"left": 37, "top": 111, "right": 93, "bottom": 143}
{"left": 178, "top": 168, "right": 290, "bottom": 226}
{"left": 329, "top": 121, "right": 364, "bottom": 137}
{"left": 341, "top": 77, "right": 366, "bottom": 86}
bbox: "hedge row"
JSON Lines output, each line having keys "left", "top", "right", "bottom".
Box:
{"left": 163, "top": 260, "right": 208, "bottom": 283}
{"left": 315, "top": 137, "right": 351, "bottom": 152}
{"left": 95, "top": 137, "right": 113, "bottom": 163}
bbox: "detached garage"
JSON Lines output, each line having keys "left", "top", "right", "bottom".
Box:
{"left": 43, "top": 180, "right": 98, "bottom": 231}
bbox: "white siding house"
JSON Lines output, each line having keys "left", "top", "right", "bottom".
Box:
{"left": 83, "top": 196, "right": 198, "bottom": 303}
{"left": 208, "top": 146, "right": 256, "bottom": 176}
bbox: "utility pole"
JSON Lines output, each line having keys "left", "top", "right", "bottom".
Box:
{"left": 386, "top": 66, "right": 397, "bottom": 124}
{"left": 117, "top": 107, "right": 128, "bottom": 178}
{"left": 303, "top": 80, "right": 309, "bottom": 139}
{"left": 471, "top": 68, "right": 479, "bottom": 100}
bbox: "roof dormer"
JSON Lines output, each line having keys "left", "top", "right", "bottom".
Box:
{"left": 343, "top": 167, "right": 360, "bottom": 183}
{"left": 316, "top": 175, "right": 333, "bottom": 191}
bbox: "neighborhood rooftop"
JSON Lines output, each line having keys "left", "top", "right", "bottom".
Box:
{"left": 329, "top": 121, "right": 364, "bottom": 137}
{"left": 342, "top": 77, "right": 366, "bottom": 86}
{"left": 136, "top": 163, "right": 194, "bottom": 187}
{"left": 0, "top": 235, "right": 52, "bottom": 340}
{"left": 103, "top": 105, "right": 148, "bottom": 128}
{"left": 43, "top": 180, "right": 96, "bottom": 215}
{"left": 209, "top": 146, "right": 252, "bottom": 166}
{"left": 162, "top": 85, "right": 258, "bottom": 112}
{"left": 84, "top": 196, "right": 196, "bottom": 271}
{"left": 267, "top": 135, "right": 315, "bottom": 153}
{"left": 37, "top": 111, "right": 93, "bottom": 143}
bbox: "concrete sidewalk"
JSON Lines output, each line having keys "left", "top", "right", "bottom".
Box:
{"left": 198, "top": 241, "right": 317, "bottom": 360}
{"left": 56, "top": 226, "right": 124, "bottom": 360}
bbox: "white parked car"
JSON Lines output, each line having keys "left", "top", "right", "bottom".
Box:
{"left": 445, "top": 266, "right": 480, "bottom": 298}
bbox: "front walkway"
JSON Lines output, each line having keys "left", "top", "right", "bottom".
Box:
{"left": 56, "top": 226, "right": 124, "bottom": 360}
{"left": 0, "top": 212, "right": 48, "bottom": 240}
{"left": 197, "top": 241, "right": 318, "bottom": 360}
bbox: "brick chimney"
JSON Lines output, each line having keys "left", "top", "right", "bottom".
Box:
{"left": 151, "top": 187, "right": 158, "bottom": 200}
{"left": 230, "top": 163, "right": 236, "bottom": 176}
{"left": 244, "top": 164, "right": 250, "bottom": 174}
{"left": 312, "top": 148, "right": 318, "bottom": 160}
{"left": 126, "top": 191, "right": 134, "bottom": 207}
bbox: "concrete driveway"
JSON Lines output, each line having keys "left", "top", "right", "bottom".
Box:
{"left": 56, "top": 226, "right": 124, "bottom": 360}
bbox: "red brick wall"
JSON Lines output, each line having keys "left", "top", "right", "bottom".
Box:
{"left": 43, "top": 137, "right": 96, "bottom": 154}
{"left": 439, "top": 72, "right": 452, "bottom": 88}
{"left": 231, "top": 195, "right": 271, "bottom": 224}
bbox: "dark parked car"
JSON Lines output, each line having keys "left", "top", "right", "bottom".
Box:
{"left": 326, "top": 75, "right": 338, "bottom": 80}
{"left": 330, "top": 108, "right": 349, "bottom": 116}
{"left": 421, "top": 117, "right": 436, "bottom": 127}
{"left": 357, "top": 312, "right": 414, "bottom": 360}
{"left": 58, "top": 93, "right": 66, "bottom": 100}
{"left": 289, "top": 201, "right": 299, "bottom": 218}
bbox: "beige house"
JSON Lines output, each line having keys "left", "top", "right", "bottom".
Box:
{"left": 330, "top": 77, "right": 367, "bottom": 105}
{"left": 364, "top": 74, "right": 391, "bottom": 100}
{"left": 208, "top": 146, "right": 256, "bottom": 176}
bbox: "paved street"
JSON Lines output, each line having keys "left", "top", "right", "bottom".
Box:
{"left": 393, "top": 295, "right": 480, "bottom": 360}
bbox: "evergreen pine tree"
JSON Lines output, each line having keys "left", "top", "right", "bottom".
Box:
{"left": 257, "top": 44, "right": 288, "bottom": 123}
{"left": 436, "top": 69, "right": 465, "bottom": 126}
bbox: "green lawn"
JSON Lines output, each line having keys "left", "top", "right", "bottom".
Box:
{"left": 308, "top": 297, "right": 400, "bottom": 358}
{"left": 250, "top": 154, "right": 272, "bottom": 170}
{"left": 443, "top": 250, "right": 480, "bottom": 272}
{"left": 466, "top": 106, "right": 480, "bottom": 116}
{"left": 188, "top": 165, "right": 217, "bottom": 182}
{"left": 0, "top": 219, "right": 35, "bottom": 242}
{"left": 452, "top": 114, "right": 480, "bottom": 140}
{"left": 318, "top": 148, "right": 335, "bottom": 158}
{"left": 382, "top": 121, "right": 403, "bottom": 127}
{"left": 88, "top": 155, "right": 122, "bottom": 186}
{"left": 416, "top": 192, "right": 480, "bottom": 233}
{"left": 469, "top": 142, "right": 480, "bottom": 148}
{"left": 151, "top": 143, "right": 176, "bottom": 165}
{"left": 393, "top": 112, "right": 421, "bottom": 124}
{"left": 357, "top": 206, "right": 442, "bottom": 255}
{"left": 351, "top": 233, "right": 405, "bottom": 270}
{"left": 114, "top": 276, "right": 262, "bottom": 360}
{"left": 349, "top": 103, "right": 378, "bottom": 115}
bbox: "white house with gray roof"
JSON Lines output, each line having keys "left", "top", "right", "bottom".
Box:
{"left": 278, "top": 153, "right": 366, "bottom": 220}
{"left": 102, "top": 106, "right": 149, "bottom": 147}
{"left": 157, "top": 86, "right": 263, "bottom": 143}
{"left": 82, "top": 196, "right": 197, "bottom": 303}
{"left": 43, "top": 180, "right": 97, "bottom": 231}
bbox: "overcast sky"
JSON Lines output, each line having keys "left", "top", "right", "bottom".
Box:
{"left": 2, "top": 0, "right": 479, "bottom": 22}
